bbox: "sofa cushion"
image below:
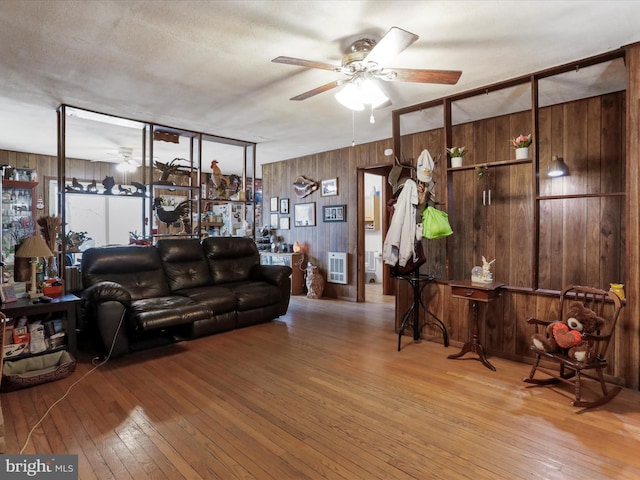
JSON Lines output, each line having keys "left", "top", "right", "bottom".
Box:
{"left": 225, "top": 281, "right": 282, "bottom": 311}
{"left": 129, "top": 296, "right": 211, "bottom": 331}
{"left": 174, "top": 285, "right": 238, "bottom": 314}
{"left": 82, "top": 245, "right": 171, "bottom": 300}
{"left": 202, "top": 237, "right": 259, "bottom": 284}
{"left": 156, "top": 238, "right": 212, "bottom": 291}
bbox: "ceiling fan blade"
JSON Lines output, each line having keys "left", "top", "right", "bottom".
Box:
{"left": 364, "top": 27, "right": 419, "bottom": 68}
{"left": 272, "top": 56, "right": 341, "bottom": 72}
{"left": 290, "top": 80, "right": 343, "bottom": 101}
{"left": 386, "top": 68, "right": 462, "bottom": 85}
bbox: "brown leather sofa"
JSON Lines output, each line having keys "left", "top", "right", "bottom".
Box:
{"left": 81, "top": 237, "right": 292, "bottom": 357}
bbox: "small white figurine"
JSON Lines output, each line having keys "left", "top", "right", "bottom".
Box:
{"left": 481, "top": 256, "right": 495, "bottom": 283}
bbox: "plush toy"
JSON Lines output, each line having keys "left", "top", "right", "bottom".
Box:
{"left": 566, "top": 303, "right": 606, "bottom": 363}
{"left": 531, "top": 302, "right": 605, "bottom": 360}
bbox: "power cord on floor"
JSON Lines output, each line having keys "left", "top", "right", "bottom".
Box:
{"left": 19, "top": 311, "right": 125, "bottom": 454}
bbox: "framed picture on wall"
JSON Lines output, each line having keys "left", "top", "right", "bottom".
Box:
{"left": 270, "top": 197, "right": 279, "bottom": 212}
{"left": 321, "top": 178, "right": 338, "bottom": 196}
{"left": 294, "top": 202, "right": 316, "bottom": 227}
{"left": 279, "top": 216, "right": 290, "bottom": 230}
{"left": 270, "top": 213, "right": 279, "bottom": 228}
{"left": 280, "top": 198, "right": 289, "bottom": 214}
{"left": 323, "top": 205, "right": 347, "bottom": 222}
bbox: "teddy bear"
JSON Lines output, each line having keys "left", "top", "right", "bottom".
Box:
{"left": 531, "top": 302, "right": 605, "bottom": 362}
{"left": 566, "top": 303, "right": 606, "bottom": 363}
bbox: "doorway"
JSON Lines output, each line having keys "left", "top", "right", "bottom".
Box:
{"left": 358, "top": 165, "right": 395, "bottom": 303}
{"left": 364, "top": 172, "right": 384, "bottom": 299}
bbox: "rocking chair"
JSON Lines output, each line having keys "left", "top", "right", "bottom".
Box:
{"left": 523, "top": 285, "right": 623, "bottom": 409}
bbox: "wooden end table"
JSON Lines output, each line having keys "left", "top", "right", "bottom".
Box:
{"left": 447, "top": 280, "right": 504, "bottom": 371}
{"left": 1, "top": 293, "right": 80, "bottom": 356}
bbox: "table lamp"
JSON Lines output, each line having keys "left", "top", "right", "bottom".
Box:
{"left": 15, "top": 234, "right": 54, "bottom": 298}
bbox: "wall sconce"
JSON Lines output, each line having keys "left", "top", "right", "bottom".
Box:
{"left": 548, "top": 155, "right": 569, "bottom": 177}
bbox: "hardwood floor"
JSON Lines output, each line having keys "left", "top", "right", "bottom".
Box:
{"left": 2, "top": 294, "right": 640, "bottom": 479}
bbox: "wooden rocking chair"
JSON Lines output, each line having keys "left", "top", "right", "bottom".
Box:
{"left": 523, "top": 285, "right": 623, "bottom": 409}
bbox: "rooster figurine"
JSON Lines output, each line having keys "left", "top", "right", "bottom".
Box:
{"left": 153, "top": 197, "right": 193, "bottom": 234}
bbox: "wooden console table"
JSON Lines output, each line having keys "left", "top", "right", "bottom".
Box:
{"left": 447, "top": 280, "right": 504, "bottom": 371}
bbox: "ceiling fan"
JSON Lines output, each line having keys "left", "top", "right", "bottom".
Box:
{"left": 272, "top": 27, "right": 462, "bottom": 107}
{"left": 106, "top": 147, "right": 141, "bottom": 172}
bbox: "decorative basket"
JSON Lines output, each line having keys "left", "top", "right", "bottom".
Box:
{"left": 1, "top": 350, "right": 76, "bottom": 392}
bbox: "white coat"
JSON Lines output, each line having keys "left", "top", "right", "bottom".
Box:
{"left": 383, "top": 178, "right": 418, "bottom": 267}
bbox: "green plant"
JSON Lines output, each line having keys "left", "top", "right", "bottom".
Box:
{"left": 58, "top": 230, "right": 90, "bottom": 250}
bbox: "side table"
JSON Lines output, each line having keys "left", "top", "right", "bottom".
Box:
{"left": 1, "top": 293, "right": 80, "bottom": 356}
{"left": 396, "top": 273, "right": 449, "bottom": 351}
{"left": 447, "top": 280, "right": 504, "bottom": 371}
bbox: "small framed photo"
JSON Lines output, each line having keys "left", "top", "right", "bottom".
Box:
{"left": 323, "top": 204, "right": 347, "bottom": 223}
{"left": 280, "top": 198, "right": 289, "bottom": 214}
{"left": 270, "top": 213, "right": 279, "bottom": 229}
{"left": 0, "top": 284, "right": 18, "bottom": 303}
{"left": 270, "top": 197, "right": 279, "bottom": 212}
{"left": 321, "top": 178, "right": 338, "bottom": 196}
{"left": 279, "top": 216, "right": 290, "bottom": 230}
{"left": 294, "top": 202, "right": 316, "bottom": 227}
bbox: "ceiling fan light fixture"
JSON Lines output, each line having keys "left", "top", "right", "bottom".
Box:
{"left": 117, "top": 159, "right": 138, "bottom": 172}
{"left": 335, "top": 76, "right": 389, "bottom": 111}
{"left": 116, "top": 146, "right": 138, "bottom": 172}
{"left": 335, "top": 82, "right": 365, "bottom": 111}
{"left": 359, "top": 76, "right": 389, "bottom": 108}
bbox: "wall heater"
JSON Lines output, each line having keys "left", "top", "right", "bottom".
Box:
{"left": 327, "top": 252, "right": 348, "bottom": 284}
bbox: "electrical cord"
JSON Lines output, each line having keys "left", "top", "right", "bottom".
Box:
{"left": 19, "top": 310, "right": 126, "bottom": 454}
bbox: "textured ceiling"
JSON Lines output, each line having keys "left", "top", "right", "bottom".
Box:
{"left": 0, "top": 0, "right": 639, "bottom": 175}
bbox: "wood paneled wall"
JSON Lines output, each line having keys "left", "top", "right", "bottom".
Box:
{"left": 262, "top": 138, "right": 394, "bottom": 301}
{"left": 263, "top": 89, "right": 634, "bottom": 388}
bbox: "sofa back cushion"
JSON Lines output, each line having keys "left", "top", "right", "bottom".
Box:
{"left": 202, "top": 237, "right": 259, "bottom": 284}
{"left": 81, "top": 245, "right": 171, "bottom": 300}
{"left": 156, "top": 238, "right": 212, "bottom": 292}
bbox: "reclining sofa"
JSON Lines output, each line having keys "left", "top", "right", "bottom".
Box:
{"left": 81, "top": 237, "right": 292, "bottom": 357}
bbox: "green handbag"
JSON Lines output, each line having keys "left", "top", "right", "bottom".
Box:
{"left": 422, "top": 206, "right": 453, "bottom": 239}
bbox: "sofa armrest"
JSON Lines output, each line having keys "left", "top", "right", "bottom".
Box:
{"left": 83, "top": 281, "right": 132, "bottom": 308}
{"left": 252, "top": 264, "right": 293, "bottom": 286}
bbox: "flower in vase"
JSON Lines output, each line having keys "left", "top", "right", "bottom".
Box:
{"left": 511, "top": 134, "right": 532, "bottom": 148}
{"left": 447, "top": 146, "right": 467, "bottom": 157}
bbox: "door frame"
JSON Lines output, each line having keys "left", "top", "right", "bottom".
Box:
{"left": 357, "top": 165, "right": 395, "bottom": 302}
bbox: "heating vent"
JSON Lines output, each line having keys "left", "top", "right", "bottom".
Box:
{"left": 365, "top": 250, "right": 376, "bottom": 272}
{"left": 327, "top": 252, "right": 348, "bottom": 284}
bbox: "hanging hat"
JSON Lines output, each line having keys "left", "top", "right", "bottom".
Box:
{"left": 388, "top": 164, "right": 402, "bottom": 189}
{"left": 416, "top": 149, "right": 434, "bottom": 183}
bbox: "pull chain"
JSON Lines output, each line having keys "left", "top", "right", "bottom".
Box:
{"left": 351, "top": 110, "right": 356, "bottom": 147}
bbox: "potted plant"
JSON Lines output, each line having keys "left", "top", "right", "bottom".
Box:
{"left": 511, "top": 134, "right": 532, "bottom": 159}
{"left": 447, "top": 146, "right": 467, "bottom": 168}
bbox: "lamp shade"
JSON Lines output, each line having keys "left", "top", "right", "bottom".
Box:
{"left": 335, "top": 74, "right": 389, "bottom": 111}
{"left": 15, "top": 235, "right": 54, "bottom": 259}
{"left": 548, "top": 155, "right": 569, "bottom": 177}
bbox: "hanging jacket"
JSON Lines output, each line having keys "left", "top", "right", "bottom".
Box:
{"left": 383, "top": 178, "right": 418, "bottom": 267}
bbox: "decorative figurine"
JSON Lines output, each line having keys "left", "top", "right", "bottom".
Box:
{"left": 155, "top": 157, "right": 191, "bottom": 185}
{"left": 305, "top": 262, "right": 324, "bottom": 299}
{"left": 471, "top": 256, "right": 495, "bottom": 283}
{"left": 102, "top": 176, "right": 115, "bottom": 195}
